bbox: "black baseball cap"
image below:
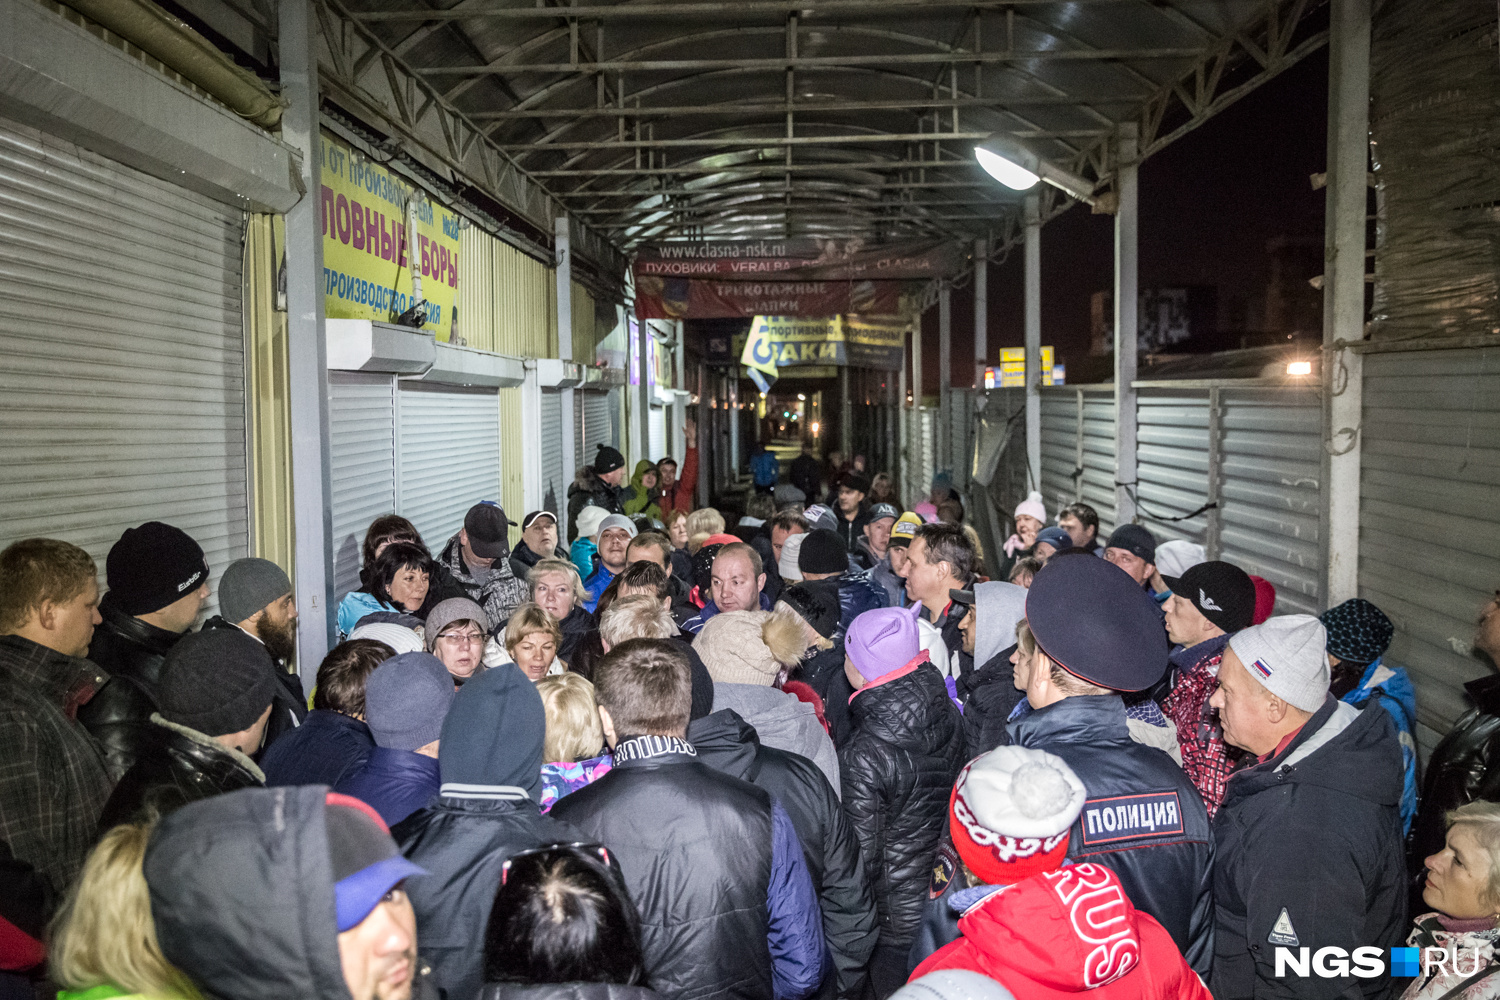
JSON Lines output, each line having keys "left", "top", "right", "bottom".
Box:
{"left": 1105, "top": 523, "right": 1157, "bottom": 563}
{"left": 1026, "top": 555, "right": 1169, "bottom": 692}
{"left": 464, "top": 502, "right": 512, "bottom": 559}
{"left": 1163, "top": 560, "right": 1256, "bottom": 633}
{"left": 521, "top": 510, "right": 557, "bottom": 531}
{"left": 868, "top": 503, "right": 900, "bottom": 524}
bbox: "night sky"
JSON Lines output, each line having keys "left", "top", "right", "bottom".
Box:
{"left": 923, "top": 46, "right": 1332, "bottom": 391}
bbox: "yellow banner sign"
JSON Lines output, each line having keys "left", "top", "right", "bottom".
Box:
{"left": 740, "top": 315, "right": 907, "bottom": 371}
{"left": 319, "top": 136, "right": 461, "bottom": 341}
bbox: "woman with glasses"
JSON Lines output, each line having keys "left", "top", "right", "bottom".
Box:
{"left": 426, "top": 597, "right": 493, "bottom": 685}
{"left": 482, "top": 843, "right": 657, "bottom": 1000}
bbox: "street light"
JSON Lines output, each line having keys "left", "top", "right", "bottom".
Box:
{"left": 974, "top": 134, "right": 1097, "bottom": 204}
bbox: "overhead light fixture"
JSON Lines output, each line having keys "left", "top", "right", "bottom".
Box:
{"left": 974, "top": 134, "right": 1097, "bottom": 204}
{"left": 1287, "top": 360, "right": 1313, "bottom": 376}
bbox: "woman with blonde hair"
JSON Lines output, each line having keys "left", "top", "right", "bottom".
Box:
{"left": 50, "top": 823, "right": 200, "bottom": 1000}
{"left": 501, "top": 603, "right": 566, "bottom": 681}
{"left": 684, "top": 508, "right": 725, "bottom": 554}
{"left": 535, "top": 673, "right": 612, "bottom": 813}
{"left": 1404, "top": 801, "right": 1500, "bottom": 1000}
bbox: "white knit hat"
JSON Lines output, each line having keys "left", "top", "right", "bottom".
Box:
{"left": 1228, "top": 614, "right": 1330, "bottom": 712}
{"left": 692, "top": 609, "right": 808, "bottom": 686}
{"left": 779, "top": 533, "right": 806, "bottom": 582}
{"left": 1154, "top": 539, "right": 1207, "bottom": 579}
{"left": 348, "top": 622, "right": 424, "bottom": 656}
{"left": 1012, "top": 491, "right": 1046, "bottom": 525}
{"left": 574, "top": 505, "right": 610, "bottom": 541}
{"left": 893, "top": 971, "right": 1015, "bottom": 1000}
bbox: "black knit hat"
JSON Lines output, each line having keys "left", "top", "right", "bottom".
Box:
{"left": 798, "top": 528, "right": 848, "bottom": 576}
{"left": 1320, "top": 598, "right": 1394, "bottom": 666}
{"left": 105, "top": 522, "right": 209, "bottom": 616}
{"left": 157, "top": 629, "right": 278, "bottom": 737}
{"left": 1105, "top": 523, "right": 1157, "bottom": 564}
{"left": 593, "top": 444, "right": 625, "bottom": 475}
{"left": 841, "top": 471, "right": 872, "bottom": 496}
{"left": 780, "top": 581, "right": 842, "bottom": 639}
{"left": 693, "top": 543, "right": 725, "bottom": 594}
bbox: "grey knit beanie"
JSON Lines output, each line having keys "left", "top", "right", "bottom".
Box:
{"left": 157, "top": 629, "right": 278, "bottom": 737}
{"left": 217, "top": 558, "right": 293, "bottom": 623}
{"left": 364, "top": 652, "right": 456, "bottom": 750}
{"left": 1228, "top": 614, "right": 1330, "bottom": 713}
{"left": 424, "top": 598, "right": 491, "bottom": 651}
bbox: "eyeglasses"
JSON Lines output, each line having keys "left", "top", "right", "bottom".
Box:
{"left": 439, "top": 631, "right": 485, "bottom": 646}
{"left": 500, "top": 842, "right": 616, "bottom": 885}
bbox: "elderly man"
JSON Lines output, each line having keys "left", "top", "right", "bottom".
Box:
{"left": 583, "top": 513, "right": 638, "bottom": 613}
{"left": 145, "top": 787, "right": 437, "bottom": 1000}
{"left": 1209, "top": 615, "right": 1405, "bottom": 1000}
{"left": 682, "top": 542, "right": 770, "bottom": 634}
{"left": 509, "top": 510, "right": 567, "bottom": 580}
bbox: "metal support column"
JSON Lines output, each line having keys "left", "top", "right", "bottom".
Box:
{"left": 1113, "top": 123, "right": 1140, "bottom": 526}
{"left": 696, "top": 363, "right": 710, "bottom": 508}
{"left": 280, "top": 0, "right": 332, "bottom": 667}
{"left": 637, "top": 319, "right": 651, "bottom": 470}
{"left": 974, "top": 239, "right": 987, "bottom": 391}
{"left": 1024, "top": 193, "right": 1043, "bottom": 491}
{"left": 1321, "top": 0, "right": 1370, "bottom": 605}
{"left": 1206, "top": 386, "right": 1224, "bottom": 559}
{"left": 673, "top": 319, "right": 686, "bottom": 461}
{"left": 938, "top": 281, "right": 952, "bottom": 475}
{"left": 839, "top": 366, "right": 852, "bottom": 459}
{"left": 729, "top": 376, "right": 741, "bottom": 480}
{"left": 898, "top": 340, "right": 909, "bottom": 504}
{"left": 555, "top": 215, "right": 576, "bottom": 536}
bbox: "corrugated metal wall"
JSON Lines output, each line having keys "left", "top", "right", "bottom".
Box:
{"left": 1135, "top": 390, "right": 1212, "bottom": 546}
{"left": 1038, "top": 388, "right": 1118, "bottom": 533}
{"left": 1361, "top": 348, "right": 1500, "bottom": 750}
{"left": 1216, "top": 388, "right": 1322, "bottom": 615}
{"left": 457, "top": 227, "right": 556, "bottom": 358}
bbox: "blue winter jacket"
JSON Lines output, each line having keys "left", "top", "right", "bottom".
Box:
{"left": 334, "top": 746, "right": 441, "bottom": 827}
{"left": 837, "top": 568, "right": 888, "bottom": 629}
{"left": 336, "top": 591, "right": 395, "bottom": 639}
{"left": 751, "top": 450, "right": 780, "bottom": 488}
{"left": 1341, "top": 656, "right": 1419, "bottom": 835}
{"left": 260, "top": 710, "right": 374, "bottom": 789}
{"left": 570, "top": 537, "right": 599, "bottom": 581}
{"left": 583, "top": 564, "right": 617, "bottom": 613}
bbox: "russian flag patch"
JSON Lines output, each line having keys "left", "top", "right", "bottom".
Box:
{"left": 1251, "top": 658, "right": 1274, "bottom": 678}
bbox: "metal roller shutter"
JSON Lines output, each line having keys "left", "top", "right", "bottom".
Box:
{"left": 1360, "top": 348, "right": 1500, "bottom": 749}
{"left": 328, "top": 374, "right": 396, "bottom": 603}
{"left": 1037, "top": 388, "right": 1117, "bottom": 532}
{"left": 649, "top": 405, "right": 666, "bottom": 463}
{"left": 397, "top": 384, "right": 501, "bottom": 552}
{"left": 582, "top": 391, "right": 612, "bottom": 465}
{"left": 0, "top": 116, "right": 247, "bottom": 616}
{"left": 1216, "top": 388, "right": 1322, "bottom": 616}
{"left": 539, "top": 389, "right": 566, "bottom": 514}
{"left": 1135, "top": 390, "right": 1211, "bottom": 546}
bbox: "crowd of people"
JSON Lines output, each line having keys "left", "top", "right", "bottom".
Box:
{"left": 3, "top": 441, "right": 1500, "bottom": 1000}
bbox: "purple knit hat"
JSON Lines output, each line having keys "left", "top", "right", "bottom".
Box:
{"left": 846, "top": 603, "right": 924, "bottom": 682}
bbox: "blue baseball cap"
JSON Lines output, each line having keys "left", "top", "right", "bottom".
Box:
{"left": 1035, "top": 526, "right": 1073, "bottom": 552}
{"left": 325, "top": 793, "right": 427, "bottom": 932}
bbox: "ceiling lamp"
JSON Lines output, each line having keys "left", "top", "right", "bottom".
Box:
{"left": 974, "top": 134, "right": 1097, "bottom": 204}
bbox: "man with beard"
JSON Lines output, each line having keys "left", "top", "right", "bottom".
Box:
{"left": 204, "top": 558, "right": 306, "bottom": 753}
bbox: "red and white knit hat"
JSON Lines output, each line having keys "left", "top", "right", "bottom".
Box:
{"left": 949, "top": 745, "right": 1088, "bottom": 884}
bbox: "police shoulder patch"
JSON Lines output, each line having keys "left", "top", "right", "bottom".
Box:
{"left": 929, "top": 842, "right": 957, "bottom": 899}
{"left": 1076, "top": 790, "right": 1186, "bottom": 849}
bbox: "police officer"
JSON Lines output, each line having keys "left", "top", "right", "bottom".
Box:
{"left": 1007, "top": 554, "right": 1214, "bottom": 977}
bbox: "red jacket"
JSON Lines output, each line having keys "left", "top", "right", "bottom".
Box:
{"left": 661, "top": 447, "right": 698, "bottom": 513}
{"left": 912, "top": 863, "right": 1211, "bottom": 1000}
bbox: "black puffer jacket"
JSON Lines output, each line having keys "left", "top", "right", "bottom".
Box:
{"left": 481, "top": 984, "right": 661, "bottom": 1000}
{"left": 838, "top": 660, "right": 964, "bottom": 949}
{"left": 960, "top": 644, "right": 1023, "bottom": 760}
{"left": 97, "top": 714, "right": 263, "bottom": 831}
{"left": 1009, "top": 694, "right": 1214, "bottom": 977}
{"left": 145, "top": 785, "right": 440, "bottom": 1000}
{"left": 79, "top": 597, "right": 185, "bottom": 780}
{"left": 566, "top": 470, "right": 625, "bottom": 540}
{"left": 690, "top": 709, "right": 878, "bottom": 999}
{"left": 1213, "top": 698, "right": 1406, "bottom": 1000}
